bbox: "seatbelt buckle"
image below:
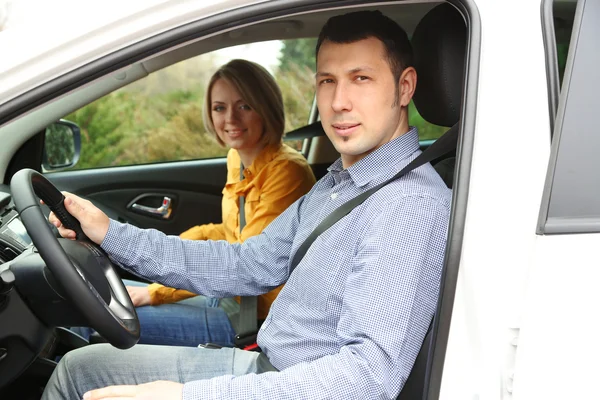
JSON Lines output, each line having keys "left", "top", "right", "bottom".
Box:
{"left": 234, "top": 331, "right": 258, "bottom": 349}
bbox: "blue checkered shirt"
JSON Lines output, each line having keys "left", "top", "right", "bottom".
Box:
{"left": 102, "top": 127, "right": 451, "bottom": 399}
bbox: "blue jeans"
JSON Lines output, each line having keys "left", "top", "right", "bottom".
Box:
{"left": 42, "top": 344, "right": 261, "bottom": 400}
{"left": 71, "top": 280, "right": 235, "bottom": 347}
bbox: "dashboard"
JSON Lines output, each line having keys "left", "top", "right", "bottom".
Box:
{"left": 0, "top": 185, "right": 33, "bottom": 264}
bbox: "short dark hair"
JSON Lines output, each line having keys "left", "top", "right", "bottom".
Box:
{"left": 316, "top": 10, "right": 413, "bottom": 85}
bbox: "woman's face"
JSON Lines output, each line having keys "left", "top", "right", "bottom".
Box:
{"left": 210, "top": 78, "right": 265, "bottom": 152}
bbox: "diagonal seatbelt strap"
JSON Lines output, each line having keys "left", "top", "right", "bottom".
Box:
{"left": 237, "top": 162, "right": 258, "bottom": 336}
{"left": 289, "top": 124, "right": 458, "bottom": 271}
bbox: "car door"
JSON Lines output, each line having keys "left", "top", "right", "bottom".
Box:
{"left": 518, "top": 0, "right": 600, "bottom": 398}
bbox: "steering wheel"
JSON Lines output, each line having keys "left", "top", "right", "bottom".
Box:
{"left": 10, "top": 169, "right": 139, "bottom": 349}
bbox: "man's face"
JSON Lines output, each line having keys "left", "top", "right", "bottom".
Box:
{"left": 316, "top": 37, "right": 415, "bottom": 168}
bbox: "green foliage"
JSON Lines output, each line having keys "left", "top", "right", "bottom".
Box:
{"left": 408, "top": 101, "right": 447, "bottom": 140}
{"left": 65, "top": 85, "right": 227, "bottom": 170}
{"left": 279, "top": 38, "right": 317, "bottom": 73}
{"left": 276, "top": 39, "right": 319, "bottom": 150}
{"left": 554, "top": 15, "right": 574, "bottom": 85}
{"left": 275, "top": 58, "right": 315, "bottom": 133}
{"left": 63, "top": 53, "right": 228, "bottom": 170}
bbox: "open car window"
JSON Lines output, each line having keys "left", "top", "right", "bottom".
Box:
{"left": 54, "top": 38, "right": 316, "bottom": 171}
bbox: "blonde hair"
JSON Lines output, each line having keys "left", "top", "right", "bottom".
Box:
{"left": 203, "top": 59, "right": 285, "bottom": 147}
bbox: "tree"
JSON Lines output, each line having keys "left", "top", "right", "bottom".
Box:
{"left": 278, "top": 38, "right": 317, "bottom": 73}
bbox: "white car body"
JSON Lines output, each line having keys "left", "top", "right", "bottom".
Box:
{"left": 0, "top": 0, "right": 596, "bottom": 399}
{"left": 0, "top": 0, "right": 257, "bottom": 104}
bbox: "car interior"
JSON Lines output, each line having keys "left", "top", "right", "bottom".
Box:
{"left": 0, "top": 1, "right": 473, "bottom": 399}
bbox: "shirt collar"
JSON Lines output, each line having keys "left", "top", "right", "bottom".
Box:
{"left": 328, "top": 127, "right": 420, "bottom": 187}
{"left": 229, "top": 143, "right": 282, "bottom": 183}
{"left": 244, "top": 143, "right": 282, "bottom": 178}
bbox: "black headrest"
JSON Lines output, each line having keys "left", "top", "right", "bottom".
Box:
{"left": 412, "top": 3, "right": 467, "bottom": 127}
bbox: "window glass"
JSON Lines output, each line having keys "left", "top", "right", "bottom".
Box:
{"left": 553, "top": 1, "right": 577, "bottom": 85}
{"left": 278, "top": 38, "right": 317, "bottom": 151}
{"left": 61, "top": 39, "right": 315, "bottom": 171}
{"left": 543, "top": 0, "right": 577, "bottom": 132}
{"left": 409, "top": 101, "right": 447, "bottom": 141}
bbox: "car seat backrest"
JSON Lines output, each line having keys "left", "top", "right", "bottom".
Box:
{"left": 433, "top": 156, "right": 456, "bottom": 188}
{"left": 412, "top": 4, "right": 466, "bottom": 128}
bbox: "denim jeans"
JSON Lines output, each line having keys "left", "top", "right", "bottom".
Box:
{"left": 41, "top": 344, "right": 261, "bottom": 400}
{"left": 71, "top": 280, "right": 236, "bottom": 347}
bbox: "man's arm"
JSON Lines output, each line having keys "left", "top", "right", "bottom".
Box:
{"left": 49, "top": 193, "right": 306, "bottom": 298}
{"left": 141, "top": 223, "right": 227, "bottom": 306}
{"left": 100, "top": 197, "right": 306, "bottom": 298}
{"left": 181, "top": 194, "right": 449, "bottom": 399}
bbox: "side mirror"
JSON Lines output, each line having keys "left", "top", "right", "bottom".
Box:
{"left": 42, "top": 119, "right": 81, "bottom": 171}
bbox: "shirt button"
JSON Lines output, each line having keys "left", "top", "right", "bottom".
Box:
{"left": 331, "top": 193, "right": 338, "bottom": 199}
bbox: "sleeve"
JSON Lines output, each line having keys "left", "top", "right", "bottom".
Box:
{"left": 240, "top": 159, "right": 315, "bottom": 242}
{"left": 100, "top": 194, "right": 306, "bottom": 299}
{"left": 179, "top": 195, "right": 450, "bottom": 400}
{"left": 146, "top": 283, "right": 198, "bottom": 305}
{"left": 146, "top": 223, "right": 228, "bottom": 305}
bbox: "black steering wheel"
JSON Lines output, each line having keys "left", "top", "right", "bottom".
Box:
{"left": 10, "top": 169, "right": 139, "bottom": 349}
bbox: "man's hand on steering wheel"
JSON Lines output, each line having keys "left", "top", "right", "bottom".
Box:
{"left": 48, "top": 192, "right": 110, "bottom": 245}
{"left": 13, "top": 169, "right": 140, "bottom": 349}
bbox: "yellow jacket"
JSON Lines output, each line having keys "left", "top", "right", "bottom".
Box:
{"left": 147, "top": 143, "right": 316, "bottom": 320}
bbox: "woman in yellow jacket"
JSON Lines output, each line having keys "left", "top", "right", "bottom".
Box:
{"left": 124, "top": 59, "right": 316, "bottom": 347}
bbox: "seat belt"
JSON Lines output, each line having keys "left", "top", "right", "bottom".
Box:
{"left": 236, "top": 162, "right": 259, "bottom": 342}
{"left": 289, "top": 124, "right": 458, "bottom": 271}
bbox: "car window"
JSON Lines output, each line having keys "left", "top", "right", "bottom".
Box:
{"left": 409, "top": 100, "right": 447, "bottom": 142}
{"left": 554, "top": 1, "right": 577, "bottom": 86}
{"left": 58, "top": 39, "right": 315, "bottom": 171}
{"left": 543, "top": 0, "right": 577, "bottom": 131}
{"left": 277, "top": 38, "right": 317, "bottom": 151}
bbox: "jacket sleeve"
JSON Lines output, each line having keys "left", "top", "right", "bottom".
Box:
{"left": 147, "top": 283, "right": 198, "bottom": 305}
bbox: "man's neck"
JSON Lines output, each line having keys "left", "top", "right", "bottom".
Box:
{"left": 341, "top": 121, "right": 411, "bottom": 169}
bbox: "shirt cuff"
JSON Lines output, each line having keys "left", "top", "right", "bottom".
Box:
{"left": 100, "top": 219, "right": 122, "bottom": 251}
{"left": 100, "top": 219, "right": 135, "bottom": 267}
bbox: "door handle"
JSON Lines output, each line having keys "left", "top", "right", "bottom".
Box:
{"left": 130, "top": 196, "right": 172, "bottom": 219}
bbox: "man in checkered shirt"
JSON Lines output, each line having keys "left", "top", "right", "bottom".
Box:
{"left": 44, "top": 10, "right": 451, "bottom": 400}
